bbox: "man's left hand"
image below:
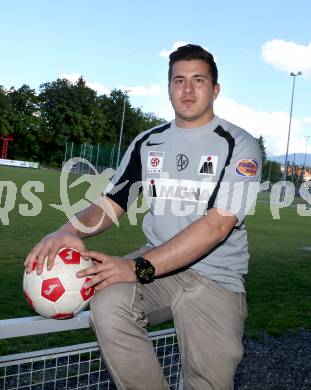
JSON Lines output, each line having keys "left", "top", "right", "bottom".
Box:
{"left": 76, "top": 250, "right": 136, "bottom": 290}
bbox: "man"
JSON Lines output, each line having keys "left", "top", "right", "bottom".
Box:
{"left": 26, "top": 44, "right": 262, "bottom": 389}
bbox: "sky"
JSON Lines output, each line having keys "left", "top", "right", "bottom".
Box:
{"left": 1, "top": 0, "right": 311, "bottom": 157}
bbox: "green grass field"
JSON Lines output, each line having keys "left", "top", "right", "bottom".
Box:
{"left": 1, "top": 165, "right": 310, "bottom": 355}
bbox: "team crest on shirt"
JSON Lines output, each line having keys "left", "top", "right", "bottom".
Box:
{"left": 198, "top": 155, "right": 218, "bottom": 175}
{"left": 235, "top": 159, "right": 258, "bottom": 177}
{"left": 147, "top": 151, "right": 165, "bottom": 173}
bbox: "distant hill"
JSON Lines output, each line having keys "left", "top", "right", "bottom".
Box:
{"left": 269, "top": 153, "right": 311, "bottom": 166}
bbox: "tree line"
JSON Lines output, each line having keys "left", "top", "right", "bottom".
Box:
{"left": 0, "top": 77, "right": 282, "bottom": 182}
{"left": 0, "top": 77, "right": 165, "bottom": 166}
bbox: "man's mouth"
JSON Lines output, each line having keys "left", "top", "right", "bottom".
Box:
{"left": 182, "top": 99, "right": 196, "bottom": 105}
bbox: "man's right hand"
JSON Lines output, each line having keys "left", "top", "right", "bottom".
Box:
{"left": 24, "top": 226, "right": 86, "bottom": 275}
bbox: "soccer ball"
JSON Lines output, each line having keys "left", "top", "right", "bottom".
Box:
{"left": 23, "top": 248, "right": 95, "bottom": 319}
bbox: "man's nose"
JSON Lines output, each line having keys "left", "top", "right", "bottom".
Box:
{"left": 184, "top": 80, "right": 194, "bottom": 94}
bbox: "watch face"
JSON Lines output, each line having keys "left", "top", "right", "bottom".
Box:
{"left": 136, "top": 258, "right": 155, "bottom": 284}
{"left": 138, "top": 266, "right": 153, "bottom": 280}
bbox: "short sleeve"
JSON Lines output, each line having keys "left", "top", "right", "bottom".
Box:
{"left": 213, "top": 132, "right": 262, "bottom": 224}
{"left": 105, "top": 135, "right": 142, "bottom": 211}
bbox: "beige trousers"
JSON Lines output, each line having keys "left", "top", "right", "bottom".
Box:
{"left": 90, "top": 245, "right": 247, "bottom": 390}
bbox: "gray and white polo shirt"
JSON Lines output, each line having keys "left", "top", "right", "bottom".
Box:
{"left": 106, "top": 115, "right": 262, "bottom": 292}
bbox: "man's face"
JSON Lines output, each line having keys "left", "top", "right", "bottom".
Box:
{"left": 168, "top": 59, "right": 220, "bottom": 128}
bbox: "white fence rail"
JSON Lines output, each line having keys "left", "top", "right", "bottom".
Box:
{"left": 0, "top": 312, "right": 90, "bottom": 340}
{"left": 0, "top": 312, "right": 183, "bottom": 389}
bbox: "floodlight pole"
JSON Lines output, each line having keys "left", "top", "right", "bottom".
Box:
{"left": 280, "top": 71, "right": 302, "bottom": 201}
{"left": 116, "top": 90, "right": 130, "bottom": 169}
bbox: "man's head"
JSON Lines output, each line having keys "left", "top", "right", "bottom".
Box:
{"left": 168, "top": 44, "right": 220, "bottom": 128}
{"left": 168, "top": 44, "right": 218, "bottom": 86}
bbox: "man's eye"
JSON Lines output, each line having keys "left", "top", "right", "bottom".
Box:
{"left": 194, "top": 78, "right": 204, "bottom": 84}
{"left": 175, "top": 79, "right": 184, "bottom": 84}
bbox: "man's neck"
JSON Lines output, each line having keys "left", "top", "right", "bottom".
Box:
{"left": 175, "top": 113, "right": 215, "bottom": 129}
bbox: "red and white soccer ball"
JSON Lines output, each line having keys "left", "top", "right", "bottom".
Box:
{"left": 23, "top": 248, "right": 95, "bottom": 319}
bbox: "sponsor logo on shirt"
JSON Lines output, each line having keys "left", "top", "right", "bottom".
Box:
{"left": 235, "top": 159, "right": 258, "bottom": 177}
{"left": 176, "top": 154, "right": 189, "bottom": 171}
{"left": 198, "top": 155, "right": 218, "bottom": 175}
{"left": 145, "top": 178, "right": 215, "bottom": 203}
{"left": 147, "top": 151, "right": 164, "bottom": 173}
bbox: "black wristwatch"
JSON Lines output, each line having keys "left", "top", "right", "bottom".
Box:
{"left": 134, "top": 256, "right": 155, "bottom": 284}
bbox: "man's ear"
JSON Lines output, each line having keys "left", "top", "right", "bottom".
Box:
{"left": 213, "top": 83, "right": 220, "bottom": 100}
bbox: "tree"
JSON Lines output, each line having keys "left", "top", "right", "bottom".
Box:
{"left": 8, "top": 85, "right": 42, "bottom": 161}
{"left": 0, "top": 86, "right": 14, "bottom": 136}
{"left": 97, "top": 89, "right": 125, "bottom": 146}
{"left": 98, "top": 90, "right": 166, "bottom": 150}
{"left": 262, "top": 160, "right": 282, "bottom": 183}
{"left": 256, "top": 135, "right": 267, "bottom": 162}
{"left": 142, "top": 111, "right": 166, "bottom": 129}
{"left": 39, "top": 77, "right": 109, "bottom": 165}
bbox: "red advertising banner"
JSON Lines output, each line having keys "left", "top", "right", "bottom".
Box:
{"left": 0, "top": 133, "right": 14, "bottom": 159}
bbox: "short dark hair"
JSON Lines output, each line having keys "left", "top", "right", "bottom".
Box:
{"left": 168, "top": 44, "right": 218, "bottom": 85}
